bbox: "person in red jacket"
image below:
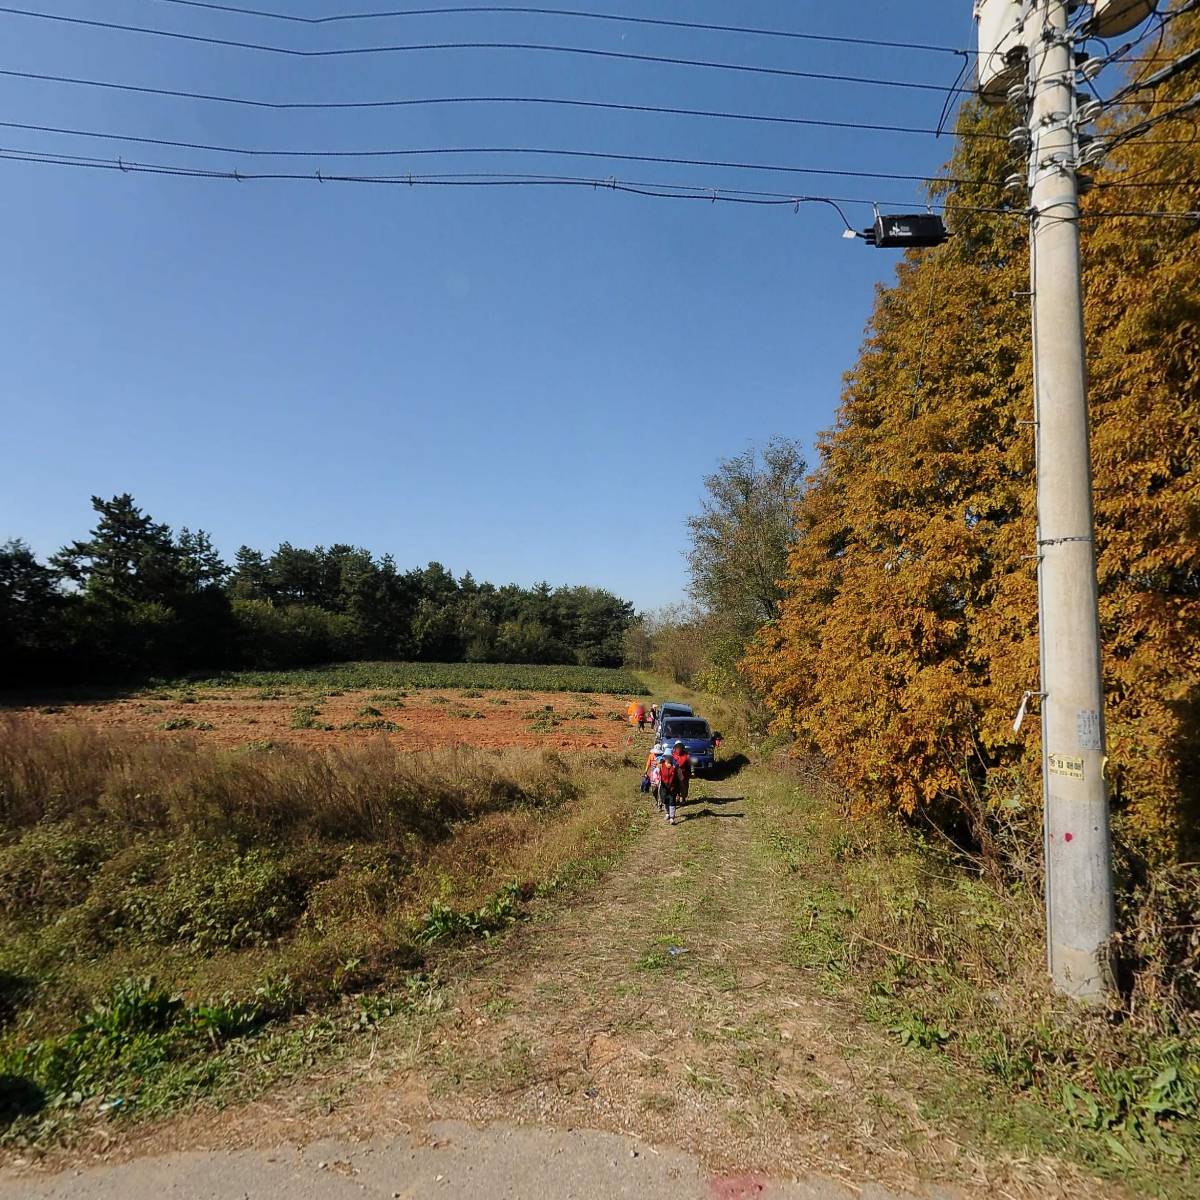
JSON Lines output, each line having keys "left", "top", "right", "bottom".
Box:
{"left": 657, "top": 753, "right": 679, "bottom": 825}
{"left": 671, "top": 742, "right": 692, "bottom": 803}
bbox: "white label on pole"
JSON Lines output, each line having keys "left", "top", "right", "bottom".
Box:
{"left": 1049, "top": 754, "right": 1085, "bottom": 780}
{"left": 1076, "top": 709, "right": 1102, "bottom": 751}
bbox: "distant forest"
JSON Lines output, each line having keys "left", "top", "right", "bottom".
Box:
{"left": 0, "top": 495, "right": 635, "bottom": 686}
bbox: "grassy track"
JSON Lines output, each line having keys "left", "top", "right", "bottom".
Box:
{"left": 340, "top": 760, "right": 1193, "bottom": 1197}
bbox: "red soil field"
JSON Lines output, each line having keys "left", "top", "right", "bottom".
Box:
{"left": 14, "top": 688, "right": 645, "bottom": 754}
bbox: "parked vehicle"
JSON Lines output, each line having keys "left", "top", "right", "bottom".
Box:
{"left": 653, "top": 716, "right": 721, "bottom": 775}
{"left": 654, "top": 701, "right": 693, "bottom": 736}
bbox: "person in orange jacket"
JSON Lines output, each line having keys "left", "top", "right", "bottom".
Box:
{"left": 644, "top": 746, "right": 658, "bottom": 780}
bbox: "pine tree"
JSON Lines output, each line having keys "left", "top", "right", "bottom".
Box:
{"left": 52, "top": 494, "right": 184, "bottom": 608}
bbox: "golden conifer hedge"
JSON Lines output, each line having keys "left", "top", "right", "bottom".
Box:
{"left": 746, "top": 17, "right": 1199, "bottom": 861}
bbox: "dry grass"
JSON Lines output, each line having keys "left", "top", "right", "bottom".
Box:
{"left": 0, "top": 715, "right": 642, "bottom": 1146}
{"left": 0, "top": 714, "right": 579, "bottom": 845}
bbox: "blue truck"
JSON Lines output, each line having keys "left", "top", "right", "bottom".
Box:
{"left": 653, "top": 702, "right": 693, "bottom": 737}
{"left": 654, "top": 715, "right": 721, "bottom": 775}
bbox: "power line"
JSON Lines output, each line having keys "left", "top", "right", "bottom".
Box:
{"left": 0, "top": 119, "right": 988, "bottom": 183}
{"left": 0, "top": 6, "right": 982, "bottom": 94}
{"left": 1107, "top": 90, "right": 1200, "bottom": 150}
{"left": 0, "top": 4, "right": 1168, "bottom": 99}
{"left": 0, "top": 67, "right": 1016, "bottom": 137}
{"left": 140, "top": 0, "right": 981, "bottom": 56}
{"left": 0, "top": 150, "right": 923, "bottom": 223}
{"left": 0, "top": 146, "right": 996, "bottom": 211}
{"left": 1110, "top": 45, "right": 1200, "bottom": 102}
{"left": 8, "top": 63, "right": 1185, "bottom": 135}
{"left": 3, "top": 145, "right": 1197, "bottom": 221}
{"left": 3, "top": 117, "right": 1195, "bottom": 190}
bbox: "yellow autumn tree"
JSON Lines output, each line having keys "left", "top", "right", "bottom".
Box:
{"left": 747, "top": 17, "right": 1200, "bottom": 861}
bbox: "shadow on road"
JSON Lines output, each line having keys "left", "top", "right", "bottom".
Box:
{"left": 704, "top": 754, "right": 750, "bottom": 782}
{"left": 679, "top": 809, "right": 745, "bottom": 822}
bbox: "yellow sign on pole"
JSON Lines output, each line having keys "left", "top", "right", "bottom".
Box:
{"left": 1048, "top": 754, "right": 1085, "bottom": 781}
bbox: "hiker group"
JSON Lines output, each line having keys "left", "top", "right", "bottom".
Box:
{"left": 625, "top": 700, "right": 657, "bottom": 732}
{"left": 641, "top": 739, "right": 691, "bottom": 827}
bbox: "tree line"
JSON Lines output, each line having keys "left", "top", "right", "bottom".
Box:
{"left": 0, "top": 494, "right": 635, "bottom": 686}
{"left": 667, "top": 19, "right": 1198, "bottom": 866}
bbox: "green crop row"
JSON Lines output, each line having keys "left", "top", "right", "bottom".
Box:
{"left": 176, "top": 661, "right": 649, "bottom": 696}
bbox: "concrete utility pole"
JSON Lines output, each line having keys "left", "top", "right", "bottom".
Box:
{"left": 1022, "top": 0, "right": 1115, "bottom": 1001}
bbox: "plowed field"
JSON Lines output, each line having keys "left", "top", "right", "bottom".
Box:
{"left": 15, "top": 688, "right": 644, "bottom": 753}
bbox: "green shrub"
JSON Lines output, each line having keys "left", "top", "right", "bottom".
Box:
{"left": 416, "top": 883, "right": 529, "bottom": 946}
{"left": 0, "top": 826, "right": 116, "bottom": 919}
{"left": 339, "top": 718, "right": 400, "bottom": 732}
{"left": 73, "top": 843, "right": 327, "bottom": 954}
{"left": 289, "top": 704, "right": 321, "bottom": 730}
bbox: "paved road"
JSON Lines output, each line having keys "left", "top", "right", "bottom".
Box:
{"left": 0, "top": 1121, "right": 956, "bottom": 1200}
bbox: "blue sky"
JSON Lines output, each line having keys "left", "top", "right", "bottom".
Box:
{"left": 0, "top": 1, "right": 975, "bottom": 611}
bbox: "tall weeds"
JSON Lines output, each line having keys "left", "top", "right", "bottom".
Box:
{"left": 0, "top": 715, "right": 577, "bottom": 846}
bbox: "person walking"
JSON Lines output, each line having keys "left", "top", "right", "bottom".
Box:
{"left": 642, "top": 747, "right": 658, "bottom": 799}
{"left": 658, "top": 752, "right": 679, "bottom": 825}
{"left": 635, "top": 702, "right": 647, "bottom": 732}
{"left": 671, "top": 741, "right": 692, "bottom": 805}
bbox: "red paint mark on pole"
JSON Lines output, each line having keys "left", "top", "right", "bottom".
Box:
{"left": 710, "top": 1176, "right": 767, "bottom": 1199}
{"left": 1064, "top": 832, "right": 1074, "bottom": 843}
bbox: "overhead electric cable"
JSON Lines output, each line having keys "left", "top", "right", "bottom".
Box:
{"left": 6, "top": 64, "right": 1182, "bottom": 131}
{"left": 3, "top": 145, "right": 1197, "bottom": 222}
{"left": 37, "top": 66, "right": 1178, "bottom": 144}
{"left": 0, "top": 8, "right": 982, "bottom": 95}
{"left": 139, "top": 0, "right": 983, "bottom": 55}
{"left": 0, "top": 6, "right": 1170, "bottom": 95}
{"left": 3, "top": 116, "right": 1195, "bottom": 189}
{"left": 1107, "top": 90, "right": 1200, "bottom": 149}
{"left": 0, "top": 67, "right": 1018, "bottom": 137}
{"left": 1110, "top": 45, "right": 1200, "bottom": 100}
{"left": 0, "top": 119, "right": 983, "bottom": 181}
{"left": 0, "top": 150, "right": 933, "bottom": 215}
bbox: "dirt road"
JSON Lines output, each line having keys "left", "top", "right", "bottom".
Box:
{"left": 0, "top": 773, "right": 1092, "bottom": 1198}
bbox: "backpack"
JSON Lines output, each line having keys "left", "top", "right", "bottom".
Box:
{"left": 659, "top": 759, "right": 677, "bottom": 791}
{"left": 639, "top": 774, "right": 651, "bottom": 794}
